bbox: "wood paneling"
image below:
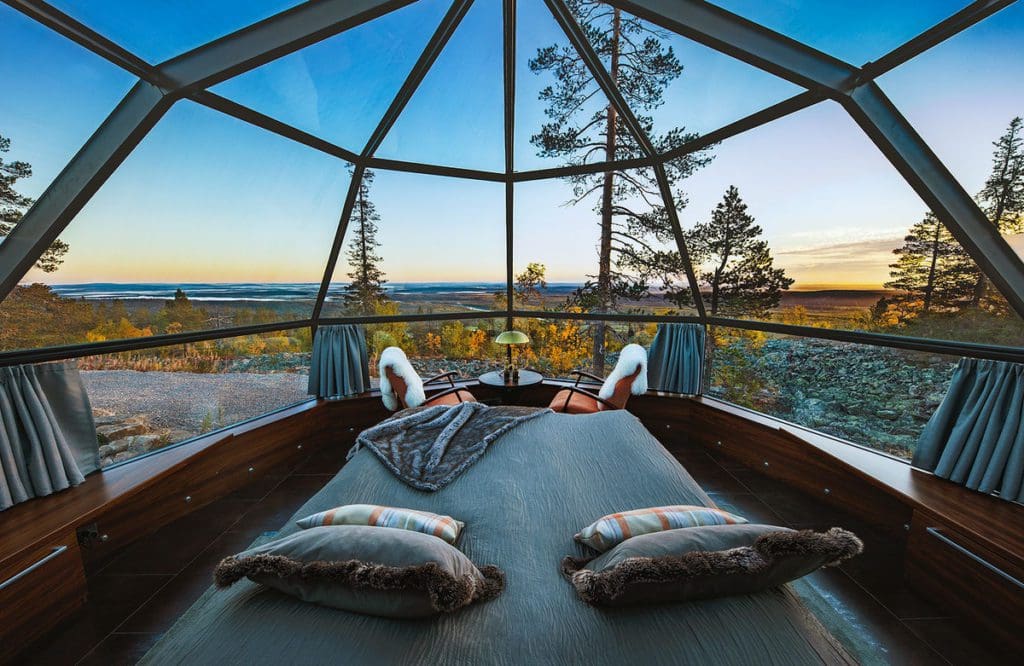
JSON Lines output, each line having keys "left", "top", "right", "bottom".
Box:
{"left": 683, "top": 398, "right": 913, "bottom": 536}
{"left": 906, "top": 511, "right": 1023, "bottom": 656}
{"left": 0, "top": 531, "right": 86, "bottom": 663}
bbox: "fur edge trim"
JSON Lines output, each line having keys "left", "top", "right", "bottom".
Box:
{"left": 477, "top": 565, "right": 506, "bottom": 602}
{"left": 565, "top": 528, "right": 862, "bottom": 606}
{"left": 378, "top": 347, "right": 427, "bottom": 410}
{"left": 598, "top": 343, "right": 648, "bottom": 401}
{"left": 213, "top": 554, "right": 504, "bottom": 613}
{"left": 755, "top": 527, "right": 863, "bottom": 567}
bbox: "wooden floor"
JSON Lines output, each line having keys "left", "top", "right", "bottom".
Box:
{"left": 17, "top": 441, "right": 1002, "bottom": 665}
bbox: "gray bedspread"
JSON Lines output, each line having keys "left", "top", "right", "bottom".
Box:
{"left": 350, "top": 403, "right": 550, "bottom": 491}
{"left": 142, "top": 411, "right": 853, "bottom": 665}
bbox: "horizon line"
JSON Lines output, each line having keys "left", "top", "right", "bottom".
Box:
{"left": 34, "top": 280, "right": 897, "bottom": 292}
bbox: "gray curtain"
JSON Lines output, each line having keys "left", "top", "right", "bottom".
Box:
{"left": 1, "top": 361, "right": 97, "bottom": 511}
{"left": 913, "top": 358, "right": 1024, "bottom": 504}
{"left": 647, "top": 323, "right": 705, "bottom": 395}
{"left": 307, "top": 324, "right": 370, "bottom": 399}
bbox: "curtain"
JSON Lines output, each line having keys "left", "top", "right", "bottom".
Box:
{"left": 913, "top": 358, "right": 1024, "bottom": 504}
{"left": 646, "top": 323, "right": 705, "bottom": 395}
{"left": 307, "top": 324, "right": 370, "bottom": 400}
{"left": 1, "top": 361, "right": 95, "bottom": 511}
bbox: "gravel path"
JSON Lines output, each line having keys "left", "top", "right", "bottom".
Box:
{"left": 81, "top": 370, "right": 310, "bottom": 434}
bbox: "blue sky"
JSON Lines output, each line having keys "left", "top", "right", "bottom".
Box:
{"left": 2, "top": 0, "right": 1022, "bottom": 288}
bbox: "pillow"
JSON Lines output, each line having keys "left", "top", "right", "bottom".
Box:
{"left": 214, "top": 525, "right": 504, "bottom": 618}
{"left": 575, "top": 505, "right": 747, "bottom": 552}
{"left": 561, "top": 524, "right": 862, "bottom": 606}
{"left": 297, "top": 504, "right": 464, "bottom": 545}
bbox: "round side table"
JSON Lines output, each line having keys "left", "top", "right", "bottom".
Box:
{"left": 478, "top": 370, "right": 544, "bottom": 405}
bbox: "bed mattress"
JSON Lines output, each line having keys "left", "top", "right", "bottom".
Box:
{"left": 141, "top": 410, "right": 852, "bottom": 665}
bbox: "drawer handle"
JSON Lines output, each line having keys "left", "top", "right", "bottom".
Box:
{"left": 0, "top": 545, "right": 68, "bottom": 591}
{"left": 925, "top": 527, "right": 1024, "bottom": 590}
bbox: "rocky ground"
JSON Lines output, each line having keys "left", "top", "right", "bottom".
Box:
{"left": 82, "top": 357, "right": 501, "bottom": 467}
{"left": 709, "top": 337, "right": 958, "bottom": 459}
{"left": 82, "top": 370, "right": 309, "bottom": 467}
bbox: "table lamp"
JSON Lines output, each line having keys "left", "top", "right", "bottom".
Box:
{"left": 495, "top": 330, "right": 530, "bottom": 382}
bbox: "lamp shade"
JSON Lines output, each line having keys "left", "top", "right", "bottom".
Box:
{"left": 495, "top": 330, "right": 530, "bottom": 345}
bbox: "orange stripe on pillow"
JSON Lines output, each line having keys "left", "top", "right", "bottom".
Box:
{"left": 655, "top": 509, "right": 671, "bottom": 531}
{"left": 614, "top": 515, "right": 632, "bottom": 539}
{"left": 368, "top": 506, "right": 384, "bottom": 526}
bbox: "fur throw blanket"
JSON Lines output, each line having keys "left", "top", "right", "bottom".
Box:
{"left": 599, "top": 343, "right": 648, "bottom": 401}
{"left": 349, "top": 402, "right": 550, "bottom": 491}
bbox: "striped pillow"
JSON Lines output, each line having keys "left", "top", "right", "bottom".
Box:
{"left": 296, "top": 504, "right": 464, "bottom": 545}
{"left": 575, "top": 505, "right": 747, "bottom": 552}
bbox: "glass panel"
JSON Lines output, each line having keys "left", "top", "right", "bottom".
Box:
{"left": 709, "top": 0, "right": 969, "bottom": 65}
{"left": 82, "top": 327, "right": 312, "bottom": 467}
{"left": 513, "top": 316, "right": 661, "bottom": 378}
{"left": 366, "top": 317, "right": 506, "bottom": 383}
{"left": 321, "top": 169, "right": 506, "bottom": 318}
{"left": 375, "top": 0, "right": 504, "bottom": 170}
{"left": 515, "top": 0, "right": 646, "bottom": 171}
{"left": 568, "top": 3, "right": 805, "bottom": 153}
{"left": 48, "top": 0, "right": 303, "bottom": 63}
{"left": 663, "top": 101, "right": 1024, "bottom": 347}
{"left": 0, "top": 101, "right": 351, "bottom": 352}
{"left": 513, "top": 169, "right": 701, "bottom": 315}
{"left": 0, "top": 4, "right": 134, "bottom": 244}
{"left": 213, "top": 0, "right": 451, "bottom": 153}
{"left": 878, "top": 2, "right": 1024, "bottom": 263}
{"left": 707, "top": 327, "right": 961, "bottom": 461}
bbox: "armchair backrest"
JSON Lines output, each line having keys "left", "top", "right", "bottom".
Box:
{"left": 378, "top": 347, "right": 426, "bottom": 411}
{"left": 598, "top": 344, "right": 648, "bottom": 410}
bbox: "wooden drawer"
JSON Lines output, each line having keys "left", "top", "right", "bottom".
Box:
{"left": 0, "top": 532, "right": 87, "bottom": 663}
{"left": 905, "top": 510, "right": 1024, "bottom": 656}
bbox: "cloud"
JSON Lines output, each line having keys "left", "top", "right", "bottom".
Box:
{"left": 773, "top": 236, "right": 904, "bottom": 288}
{"left": 776, "top": 236, "right": 902, "bottom": 260}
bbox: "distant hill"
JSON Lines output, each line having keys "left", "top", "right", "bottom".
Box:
{"left": 779, "top": 289, "right": 893, "bottom": 309}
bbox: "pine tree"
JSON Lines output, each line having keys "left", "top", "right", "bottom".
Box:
{"left": 885, "top": 213, "right": 975, "bottom": 312}
{"left": 159, "top": 288, "right": 207, "bottom": 332}
{"left": 682, "top": 186, "right": 793, "bottom": 317}
{"left": 342, "top": 169, "right": 388, "bottom": 316}
{"left": 514, "top": 262, "right": 548, "bottom": 306}
{"left": 0, "top": 133, "right": 69, "bottom": 272}
{"left": 530, "top": 0, "right": 711, "bottom": 372}
{"left": 971, "top": 117, "right": 1024, "bottom": 306}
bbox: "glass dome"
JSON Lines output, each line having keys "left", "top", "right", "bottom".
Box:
{"left": 1, "top": 0, "right": 1022, "bottom": 466}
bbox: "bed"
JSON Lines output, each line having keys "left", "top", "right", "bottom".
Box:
{"left": 141, "top": 410, "right": 853, "bottom": 665}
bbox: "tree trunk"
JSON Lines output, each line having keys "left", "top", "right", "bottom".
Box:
{"left": 924, "top": 220, "right": 940, "bottom": 312}
{"left": 357, "top": 188, "right": 369, "bottom": 315}
{"left": 709, "top": 223, "right": 731, "bottom": 317}
{"left": 592, "top": 8, "right": 621, "bottom": 375}
{"left": 710, "top": 269, "right": 721, "bottom": 316}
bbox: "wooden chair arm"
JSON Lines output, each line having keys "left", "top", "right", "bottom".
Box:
{"left": 570, "top": 369, "right": 605, "bottom": 386}
{"left": 423, "top": 371, "right": 459, "bottom": 387}
{"left": 558, "top": 385, "right": 618, "bottom": 411}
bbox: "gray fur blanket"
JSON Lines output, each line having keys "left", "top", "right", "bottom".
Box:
{"left": 349, "top": 402, "right": 550, "bottom": 491}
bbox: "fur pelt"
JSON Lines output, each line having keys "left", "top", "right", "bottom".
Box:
{"left": 598, "top": 343, "right": 648, "bottom": 402}
{"left": 561, "top": 527, "right": 862, "bottom": 606}
{"left": 214, "top": 554, "right": 505, "bottom": 613}
{"left": 378, "top": 346, "right": 427, "bottom": 411}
